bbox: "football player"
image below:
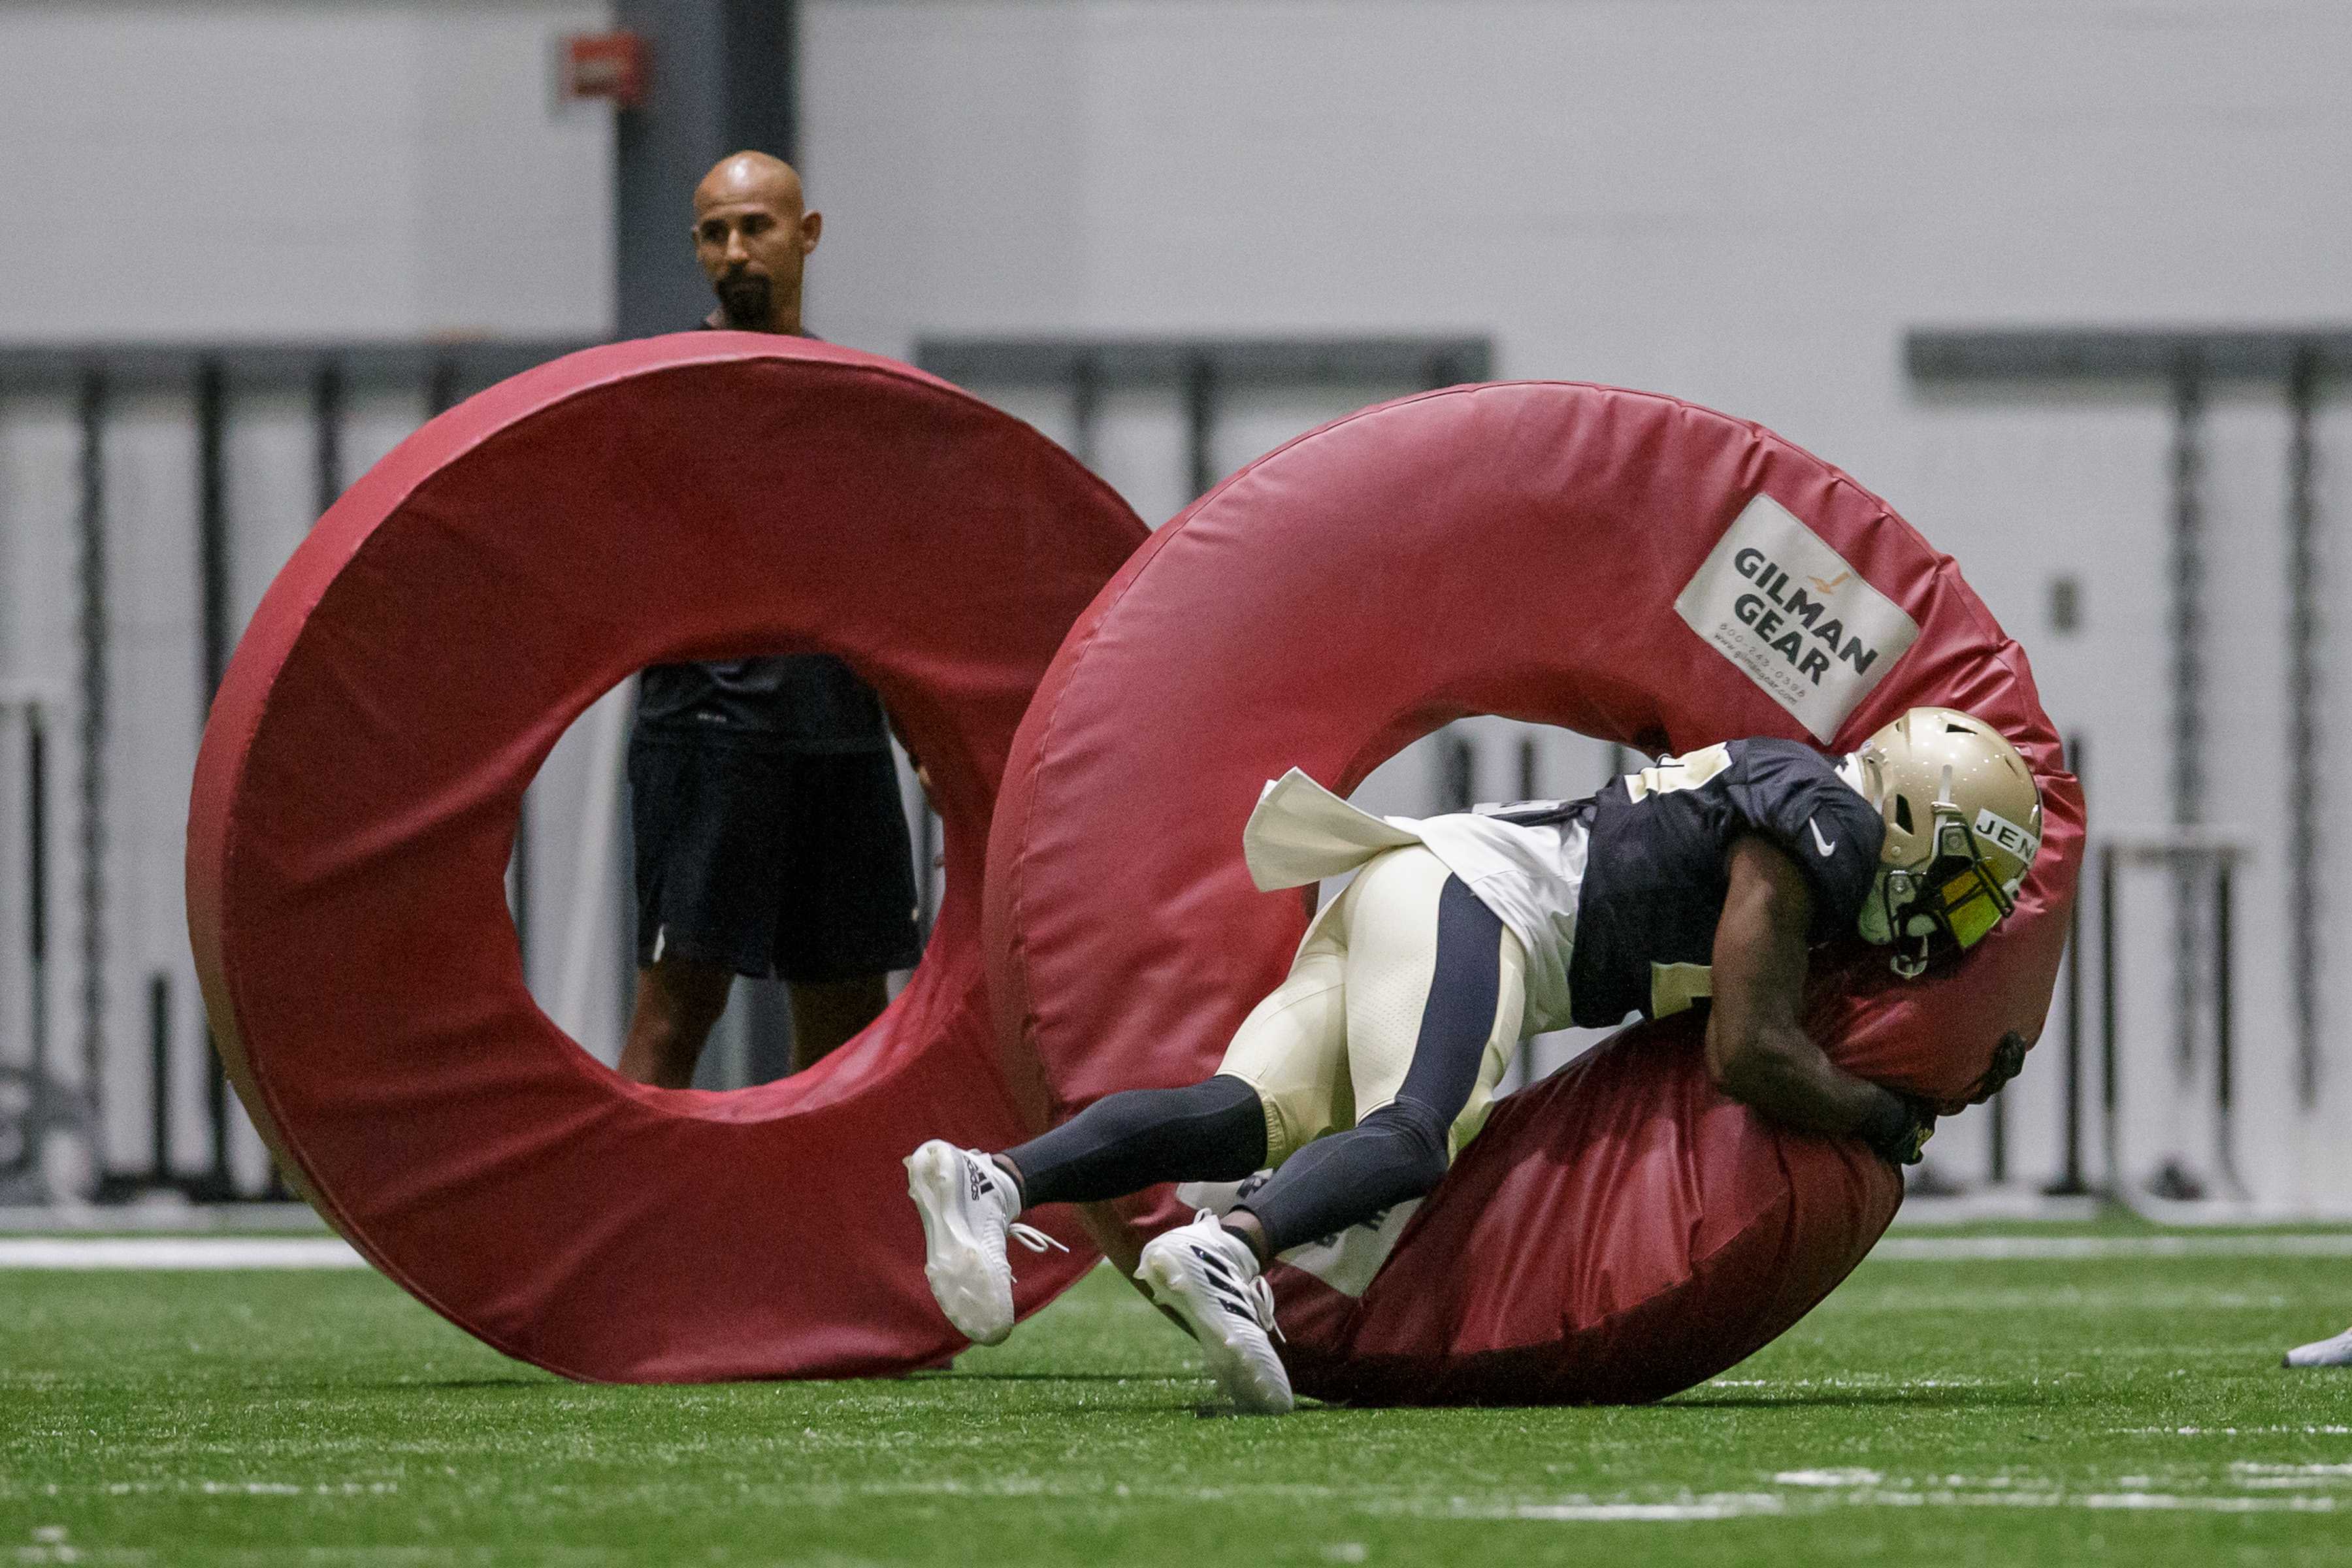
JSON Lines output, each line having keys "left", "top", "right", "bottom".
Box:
{"left": 906, "top": 707, "right": 2044, "bottom": 1412}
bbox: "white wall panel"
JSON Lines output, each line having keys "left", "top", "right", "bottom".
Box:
{"left": 0, "top": 1, "right": 615, "bottom": 342}
{"left": 805, "top": 0, "right": 2350, "bottom": 455}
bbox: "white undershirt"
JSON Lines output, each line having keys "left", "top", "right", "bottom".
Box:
{"left": 1241, "top": 769, "right": 1590, "bottom": 1036}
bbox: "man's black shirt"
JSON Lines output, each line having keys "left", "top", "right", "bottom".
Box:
{"left": 635, "top": 655, "right": 888, "bottom": 751}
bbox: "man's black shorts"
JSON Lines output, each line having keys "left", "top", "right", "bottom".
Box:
{"left": 629, "top": 729, "right": 924, "bottom": 982}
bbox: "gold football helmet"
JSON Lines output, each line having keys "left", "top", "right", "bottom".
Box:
{"left": 1850, "top": 707, "right": 2043, "bottom": 978}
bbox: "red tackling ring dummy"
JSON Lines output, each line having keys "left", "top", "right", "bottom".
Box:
{"left": 987, "top": 381, "right": 2082, "bottom": 1404}
{"left": 188, "top": 335, "right": 1144, "bottom": 1381}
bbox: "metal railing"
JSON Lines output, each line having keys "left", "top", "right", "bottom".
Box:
{"left": 916, "top": 335, "right": 1492, "bottom": 500}
{"left": 1, "top": 339, "right": 593, "bottom": 1202}
{"left": 1908, "top": 327, "right": 2347, "bottom": 1206}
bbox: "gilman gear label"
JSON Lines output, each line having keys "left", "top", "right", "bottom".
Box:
{"left": 1674, "top": 494, "right": 1919, "bottom": 743}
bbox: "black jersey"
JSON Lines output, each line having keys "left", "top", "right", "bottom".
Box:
{"left": 1565, "top": 738, "right": 1884, "bottom": 1028}
{"left": 633, "top": 320, "right": 891, "bottom": 752}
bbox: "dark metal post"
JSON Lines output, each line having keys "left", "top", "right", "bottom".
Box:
{"left": 2047, "top": 731, "right": 2088, "bottom": 1196}
{"left": 2213, "top": 855, "right": 2238, "bottom": 1193}
{"left": 427, "top": 355, "right": 461, "bottom": 420}
{"left": 194, "top": 355, "right": 233, "bottom": 1191}
{"left": 2099, "top": 841, "right": 2119, "bottom": 1194}
{"left": 721, "top": 0, "right": 798, "bottom": 167}
{"left": 616, "top": 0, "right": 800, "bottom": 339}
{"left": 26, "top": 706, "right": 48, "bottom": 1083}
{"left": 193, "top": 359, "right": 236, "bottom": 1189}
{"left": 195, "top": 357, "right": 230, "bottom": 701}
{"left": 1183, "top": 351, "right": 1217, "bottom": 500}
{"left": 2286, "top": 346, "right": 2321, "bottom": 1109}
{"left": 147, "top": 971, "right": 170, "bottom": 1182}
{"left": 1070, "top": 351, "right": 1102, "bottom": 472}
{"left": 742, "top": 980, "right": 795, "bottom": 1085}
{"left": 204, "top": 1029, "right": 231, "bottom": 1182}
{"left": 312, "top": 353, "right": 344, "bottom": 519}
{"left": 2047, "top": 865, "right": 2088, "bottom": 1194}
{"left": 1441, "top": 732, "right": 1475, "bottom": 812}
{"left": 617, "top": 1, "right": 731, "bottom": 338}
{"left": 74, "top": 367, "right": 108, "bottom": 1134}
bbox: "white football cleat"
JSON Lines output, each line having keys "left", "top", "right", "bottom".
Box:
{"left": 2284, "top": 1325, "right": 2352, "bottom": 1368}
{"left": 904, "top": 1140, "right": 1066, "bottom": 1346}
{"left": 1135, "top": 1210, "right": 1293, "bottom": 1414}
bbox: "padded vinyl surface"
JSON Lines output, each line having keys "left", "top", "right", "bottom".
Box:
{"left": 188, "top": 335, "right": 1145, "bottom": 1381}
{"left": 985, "top": 381, "right": 2079, "bottom": 1403}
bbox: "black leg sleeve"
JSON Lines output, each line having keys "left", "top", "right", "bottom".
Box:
{"left": 1235, "top": 1095, "right": 1452, "bottom": 1255}
{"left": 1003, "top": 1073, "right": 1267, "bottom": 1209}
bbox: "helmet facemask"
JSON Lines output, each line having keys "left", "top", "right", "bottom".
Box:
{"left": 1869, "top": 781, "right": 2020, "bottom": 979}
{"left": 1852, "top": 708, "right": 2042, "bottom": 980}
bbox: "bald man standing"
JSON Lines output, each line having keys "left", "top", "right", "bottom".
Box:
{"left": 616, "top": 153, "right": 923, "bottom": 1088}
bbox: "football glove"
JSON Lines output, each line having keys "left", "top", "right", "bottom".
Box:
{"left": 1859, "top": 1091, "right": 1938, "bottom": 1168}
{"left": 1961, "top": 1030, "right": 2030, "bottom": 1107}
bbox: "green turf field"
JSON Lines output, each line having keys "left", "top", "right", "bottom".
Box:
{"left": 5, "top": 1226, "right": 2351, "bottom": 1565}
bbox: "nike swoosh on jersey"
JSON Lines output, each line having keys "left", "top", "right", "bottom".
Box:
{"left": 1808, "top": 818, "right": 1837, "bottom": 857}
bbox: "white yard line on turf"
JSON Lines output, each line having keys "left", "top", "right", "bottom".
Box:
{"left": 2117, "top": 1426, "right": 2352, "bottom": 1436}
{"left": 1442, "top": 1489, "right": 2344, "bottom": 1523}
{"left": 0, "top": 1237, "right": 366, "bottom": 1269}
{"left": 1870, "top": 1234, "right": 2352, "bottom": 1261}
{"left": 6, "top": 1232, "right": 2349, "bottom": 1269}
